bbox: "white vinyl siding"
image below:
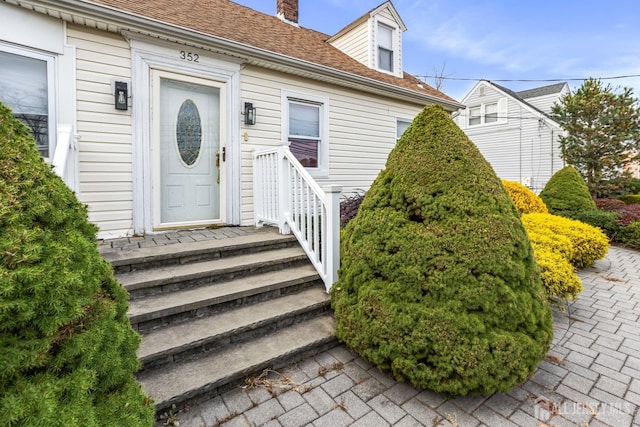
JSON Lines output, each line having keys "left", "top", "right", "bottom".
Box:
{"left": 522, "top": 91, "right": 567, "bottom": 115}
{"left": 328, "top": 20, "right": 369, "bottom": 66}
{"left": 458, "top": 85, "right": 565, "bottom": 193}
{"left": 239, "top": 65, "right": 422, "bottom": 225}
{"left": 67, "top": 25, "right": 133, "bottom": 238}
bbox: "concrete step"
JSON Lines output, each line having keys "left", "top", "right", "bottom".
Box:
{"left": 118, "top": 246, "right": 310, "bottom": 299}
{"left": 137, "top": 314, "right": 337, "bottom": 412}
{"left": 103, "top": 227, "right": 297, "bottom": 274}
{"left": 128, "top": 264, "right": 321, "bottom": 332}
{"left": 138, "top": 285, "right": 330, "bottom": 370}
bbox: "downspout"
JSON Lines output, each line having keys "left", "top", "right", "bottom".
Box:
{"left": 550, "top": 128, "right": 554, "bottom": 173}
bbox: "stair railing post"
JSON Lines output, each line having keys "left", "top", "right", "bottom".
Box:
{"left": 278, "top": 147, "right": 291, "bottom": 234}
{"left": 323, "top": 185, "right": 342, "bottom": 291}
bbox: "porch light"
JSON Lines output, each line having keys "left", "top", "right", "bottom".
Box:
{"left": 114, "top": 81, "right": 128, "bottom": 111}
{"left": 244, "top": 102, "right": 256, "bottom": 125}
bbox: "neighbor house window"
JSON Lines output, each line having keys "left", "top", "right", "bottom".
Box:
{"left": 377, "top": 23, "right": 394, "bottom": 72}
{"left": 468, "top": 102, "right": 502, "bottom": 126}
{"left": 288, "top": 100, "right": 322, "bottom": 168}
{"left": 469, "top": 106, "right": 481, "bottom": 126}
{"left": 396, "top": 119, "right": 411, "bottom": 140}
{"left": 0, "top": 47, "right": 55, "bottom": 158}
{"left": 484, "top": 102, "right": 498, "bottom": 123}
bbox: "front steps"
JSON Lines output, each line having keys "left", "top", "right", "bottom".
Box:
{"left": 101, "top": 227, "right": 337, "bottom": 413}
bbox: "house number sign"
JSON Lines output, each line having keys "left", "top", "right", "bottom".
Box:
{"left": 179, "top": 51, "right": 199, "bottom": 62}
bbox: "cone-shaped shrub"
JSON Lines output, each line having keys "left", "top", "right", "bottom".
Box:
{"left": 540, "top": 166, "right": 596, "bottom": 218}
{"left": 502, "top": 180, "right": 548, "bottom": 215}
{"left": 331, "top": 105, "right": 553, "bottom": 396}
{"left": 0, "top": 103, "right": 155, "bottom": 426}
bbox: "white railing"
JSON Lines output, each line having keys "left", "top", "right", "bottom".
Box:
{"left": 253, "top": 146, "right": 341, "bottom": 291}
{"left": 52, "top": 124, "right": 78, "bottom": 192}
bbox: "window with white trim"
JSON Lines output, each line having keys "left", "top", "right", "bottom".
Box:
{"left": 288, "top": 99, "right": 323, "bottom": 168}
{"left": 396, "top": 119, "right": 411, "bottom": 140}
{"left": 0, "top": 46, "right": 55, "bottom": 158}
{"left": 468, "top": 101, "right": 503, "bottom": 126}
{"left": 377, "top": 23, "right": 394, "bottom": 73}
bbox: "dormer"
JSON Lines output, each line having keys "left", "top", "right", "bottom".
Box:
{"left": 328, "top": 1, "right": 407, "bottom": 78}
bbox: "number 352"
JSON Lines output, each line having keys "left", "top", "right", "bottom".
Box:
{"left": 180, "top": 51, "right": 199, "bottom": 62}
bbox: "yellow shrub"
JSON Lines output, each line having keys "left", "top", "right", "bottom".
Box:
{"left": 533, "top": 247, "right": 583, "bottom": 302}
{"left": 522, "top": 213, "right": 609, "bottom": 268}
{"left": 526, "top": 226, "right": 574, "bottom": 261}
{"left": 502, "top": 180, "right": 549, "bottom": 215}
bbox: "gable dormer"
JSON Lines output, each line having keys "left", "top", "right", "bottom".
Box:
{"left": 328, "top": 1, "right": 406, "bottom": 78}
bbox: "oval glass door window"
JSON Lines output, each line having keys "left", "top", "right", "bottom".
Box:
{"left": 176, "top": 99, "right": 202, "bottom": 166}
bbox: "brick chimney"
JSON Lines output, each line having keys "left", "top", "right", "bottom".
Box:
{"left": 277, "top": 0, "right": 299, "bottom": 25}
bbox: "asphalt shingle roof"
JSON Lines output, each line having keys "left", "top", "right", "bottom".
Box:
{"left": 516, "top": 82, "right": 567, "bottom": 99}
{"left": 87, "top": 0, "right": 457, "bottom": 104}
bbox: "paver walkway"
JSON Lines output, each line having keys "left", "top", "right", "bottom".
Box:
{"left": 130, "top": 230, "right": 638, "bottom": 427}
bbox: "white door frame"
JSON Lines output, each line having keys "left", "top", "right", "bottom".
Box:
{"left": 151, "top": 70, "right": 226, "bottom": 230}
{"left": 130, "top": 37, "right": 241, "bottom": 235}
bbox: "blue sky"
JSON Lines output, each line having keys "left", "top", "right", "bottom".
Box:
{"left": 233, "top": 0, "right": 640, "bottom": 101}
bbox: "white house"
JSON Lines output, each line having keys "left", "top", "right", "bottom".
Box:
{"left": 455, "top": 80, "right": 568, "bottom": 192}
{"left": 0, "top": 0, "right": 462, "bottom": 245}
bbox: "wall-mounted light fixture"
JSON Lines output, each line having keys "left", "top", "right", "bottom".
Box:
{"left": 244, "top": 102, "right": 256, "bottom": 125}
{"left": 114, "top": 81, "right": 128, "bottom": 111}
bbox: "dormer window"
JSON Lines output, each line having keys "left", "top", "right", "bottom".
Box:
{"left": 377, "top": 23, "right": 394, "bottom": 73}
{"left": 327, "top": 1, "right": 406, "bottom": 78}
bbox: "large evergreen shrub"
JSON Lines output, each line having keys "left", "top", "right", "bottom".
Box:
{"left": 0, "top": 103, "right": 154, "bottom": 426}
{"left": 331, "top": 105, "right": 553, "bottom": 396}
{"left": 539, "top": 166, "right": 596, "bottom": 218}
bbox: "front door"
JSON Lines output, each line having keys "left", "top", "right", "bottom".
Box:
{"left": 152, "top": 71, "right": 225, "bottom": 229}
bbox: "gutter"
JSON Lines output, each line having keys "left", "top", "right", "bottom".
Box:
{"left": 6, "top": 0, "right": 463, "bottom": 111}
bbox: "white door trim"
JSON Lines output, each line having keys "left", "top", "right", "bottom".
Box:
{"left": 130, "top": 36, "right": 241, "bottom": 235}
{"left": 151, "top": 70, "right": 227, "bottom": 230}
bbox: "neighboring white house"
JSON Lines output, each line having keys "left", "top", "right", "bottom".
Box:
{"left": 0, "top": 0, "right": 461, "bottom": 241}
{"left": 455, "top": 80, "right": 569, "bottom": 192}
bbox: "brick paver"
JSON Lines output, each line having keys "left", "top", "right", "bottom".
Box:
{"left": 143, "top": 234, "right": 638, "bottom": 427}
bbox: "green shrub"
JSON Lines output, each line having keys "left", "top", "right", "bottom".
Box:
{"left": 502, "top": 180, "right": 548, "bottom": 215}
{"left": 522, "top": 213, "right": 609, "bottom": 269}
{"left": 539, "top": 166, "right": 596, "bottom": 218}
{"left": 619, "top": 221, "right": 640, "bottom": 249}
{"left": 0, "top": 103, "right": 154, "bottom": 426}
{"left": 572, "top": 210, "right": 621, "bottom": 240}
{"left": 618, "top": 194, "right": 640, "bottom": 205}
{"left": 331, "top": 105, "right": 553, "bottom": 396}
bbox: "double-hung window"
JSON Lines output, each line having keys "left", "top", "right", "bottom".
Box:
{"left": 484, "top": 102, "right": 498, "bottom": 123}
{"left": 377, "top": 23, "right": 394, "bottom": 73}
{"left": 0, "top": 46, "right": 55, "bottom": 159}
{"left": 469, "top": 106, "right": 482, "bottom": 126}
{"left": 468, "top": 102, "right": 501, "bottom": 126}
{"left": 288, "top": 99, "right": 322, "bottom": 167}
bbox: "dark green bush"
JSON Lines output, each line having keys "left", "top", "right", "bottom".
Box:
{"left": 331, "top": 105, "right": 553, "bottom": 396}
{"left": 0, "top": 103, "right": 154, "bottom": 426}
{"left": 540, "top": 166, "right": 596, "bottom": 218}
{"left": 572, "top": 210, "right": 621, "bottom": 240}
{"left": 619, "top": 221, "right": 640, "bottom": 249}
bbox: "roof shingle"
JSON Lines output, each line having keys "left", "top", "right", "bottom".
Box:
{"left": 87, "top": 0, "right": 457, "bottom": 104}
